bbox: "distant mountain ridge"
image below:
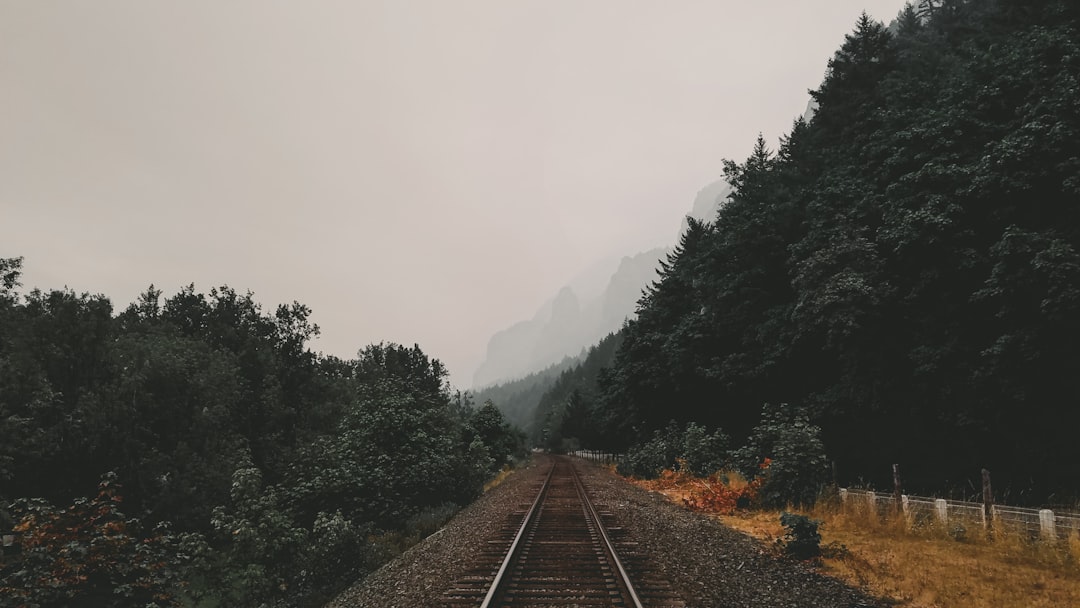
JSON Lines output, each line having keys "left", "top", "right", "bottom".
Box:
{"left": 472, "top": 181, "right": 732, "bottom": 388}
{"left": 471, "top": 247, "right": 667, "bottom": 388}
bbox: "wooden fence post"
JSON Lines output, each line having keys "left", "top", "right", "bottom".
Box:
{"left": 1039, "top": 510, "right": 1057, "bottom": 540}
{"left": 935, "top": 499, "right": 948, "bottom": 524}
{"left": 893, "top": 464, "right": 903, "bottom": 515}
{"left": 982, "top": 468, "right": 994, "bottom": 538}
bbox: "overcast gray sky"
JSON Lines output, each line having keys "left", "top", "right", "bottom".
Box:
{"left": 2, "top": 0, "right": 906, "bottom": 388}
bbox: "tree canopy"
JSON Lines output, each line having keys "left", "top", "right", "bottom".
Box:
{"left": 585, "top": 0, "right": 1080, "bottom": 501}
{"left": 0, "top": 266, "right": 524, "bottom": 606}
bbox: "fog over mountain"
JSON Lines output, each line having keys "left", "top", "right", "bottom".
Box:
{"left": 469, "top": 93, "right": 834, "bottom": 389}
{"left": 473, "top": 181, "right": 731, "bottom": 388}
{"left": 470, "top": 81, "right": 839, "bottom": 389}
{"left": 472, "top": 249, "right": 662, "bottom": 388}
{"left": 2, "top": 0, "right": 911, "bottom": 390}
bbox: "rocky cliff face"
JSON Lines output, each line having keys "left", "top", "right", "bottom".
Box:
{"left": 683, "top": 180, "right": 731, "bottom": 231}
{"left": 471, "top": 251, "right": 666, "bottom": 388}
{"left": 471, "top": 181, "right": 732, "bottom": 389}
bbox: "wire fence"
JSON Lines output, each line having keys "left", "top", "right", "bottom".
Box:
{"left": 840, "top": 488, "right": 1080, "bottom": 541}
{"left": 565, "top": 452, "right": 1080, "bottom": 543}
{"left": 568, "top": 450, "right": 623, "bottom": 465}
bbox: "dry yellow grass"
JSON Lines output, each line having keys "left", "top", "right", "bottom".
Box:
{"left": 715, "top": 501, "right": 1080, "bottom": 608}
{"left": 482, "top": 465, "right": 516, "bottom": 492}
{"left": 624, "top": 467, "right": 1080, "bottom": 606}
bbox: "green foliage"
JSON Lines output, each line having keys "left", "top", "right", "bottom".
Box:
{"left": 204, "top": 464, "right": 308, "bottom": 606}
{"left": 1, "top": 287, "right": 116, "bottom": 505}
{"left": 0, "top": 256, "right": 21, "bottom": 302}
{"left": 342, "top": 382, "right": 467, "bottom": 524}
{"left": 471, "top": 355, "right": 581, "bottom": 434}
{"left": 299, "top": 510, "right": 373, "bottom": 595}
{"left": 589, "top": 2, "right": 1080, "bottom": 502}
{"left": 0, "top": 267, "right": 508, "bottom": 606}
{"left": 534, "top": 331, "right": 624, "bottom": 451}
{"left": 616, "top": 422, "right": 685, "bottom": 478}
{"left": 733, "top": 404, "right": 829, "bottom": 509}
{"left": 616, "top": 421, "right": 729, "bottom": 479}
{"left": 468, "top": 400, "right": 525, "bottom": 471}
{"left": 778, "top": 512, "right": 822, "bottom": 559}
{"left": 682, "top": 422, "right": 730, "bottom": 477}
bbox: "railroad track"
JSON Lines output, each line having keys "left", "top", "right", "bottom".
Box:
{"left": 441, "top": 456, "right": 684, "bottom": 607}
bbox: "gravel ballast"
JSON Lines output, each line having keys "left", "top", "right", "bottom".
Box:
{"left": 326, "top": 455, "right": 886, "bottom": 607}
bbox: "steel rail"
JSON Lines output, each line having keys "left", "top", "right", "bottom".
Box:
{"left": 478, "top": 462, "right": 555, "bottom": 608}
{"left": 570, "top": 462, "right": 646, "bottom": 608}
{"left": 477, "top": 457, "right": 644, "bottom": 608}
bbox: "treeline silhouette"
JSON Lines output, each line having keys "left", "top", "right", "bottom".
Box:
{"left": 0, "top": 262, "right": 524, "bottom": 607}
{"left": 533, "top": 0, "right": 1080, "bottom": 503}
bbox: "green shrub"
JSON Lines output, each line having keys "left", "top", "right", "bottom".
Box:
{"left": 617, "top": 421, "right": 731, "bottom": 479}
{"left": 732, "top": 403, "right": 829, "bottom": 508}
{"left": 205, "top": 465, "right": 308, "bottom": 605}
{"left": 299, "top": 510, "right": 373, "bottom": 594}
{"left": 778, "top": 512, "right": 822, "bottom": 559}
{"left": 682, "top": 422, "right": 730, "bottom": 476}
{"left": 616, "top": 422, "right": 684, "bottom": 478}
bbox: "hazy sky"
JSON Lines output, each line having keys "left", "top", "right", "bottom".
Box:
{"left": 2, "top": 0, "right": 906, "bottom": 388}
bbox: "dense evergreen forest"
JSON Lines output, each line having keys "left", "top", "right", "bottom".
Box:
{"left": 472, "top": 332, "right": 624, "bottom": 449}
{"left": 471, "top": 353, "right": 582, "bottom": 434}
{"left": 532, "top": 332, "right": 624, "bottom": 451}
{"left": 531, "top": 0, "right": 1080, "bottom": 503}
{"left": 0, "top": 257, "right": 524, "bottom": 607}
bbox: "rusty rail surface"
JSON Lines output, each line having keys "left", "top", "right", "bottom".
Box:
{"left": 442, "top": 456, "right": 683, "bottom": 607}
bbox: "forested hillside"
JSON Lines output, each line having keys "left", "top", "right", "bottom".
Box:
{"left": 471, "top": 354, "right": 581, "bottom": 433}
{"left": 557, "top": 0, "right": 1080, "bottom": 501}
{"left": 0, "top": 257, "right": 524, "bottom": 607}
{"left": 532, "top": 331, "right": 624, "bottom": 451}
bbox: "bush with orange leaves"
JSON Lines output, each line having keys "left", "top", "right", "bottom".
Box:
{"left": 630, "top": 458, "right": 769, "bottom": 516}
{"left": 649, "top": 460, "right": 696, "bottom": 490}
{"left": 0, "top": 473, "right": 183, "bottom": 608}
{"left": 681, "top": 460, "right": 769, "bottom": 515}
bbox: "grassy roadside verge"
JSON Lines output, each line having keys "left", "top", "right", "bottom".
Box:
{"left": 624, "top": 470, "right": 1080, "bottom": 607}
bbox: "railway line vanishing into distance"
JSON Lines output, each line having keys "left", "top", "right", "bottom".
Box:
{"left": 440, "top": 455, "right": 685, "bottom": 608}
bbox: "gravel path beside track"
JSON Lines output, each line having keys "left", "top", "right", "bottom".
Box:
{"left": 326, "top": 455, "right": 887, "bottom": 608}
{"left": 574, "top": 459, "right": 886, "bottom": 608}
{"left": 324, "top": 456, "right": 547, "bottom": 608}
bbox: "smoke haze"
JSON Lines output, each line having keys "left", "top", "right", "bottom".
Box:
{"left": 1, "top": 0, "right": 907, "bottom": 387}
